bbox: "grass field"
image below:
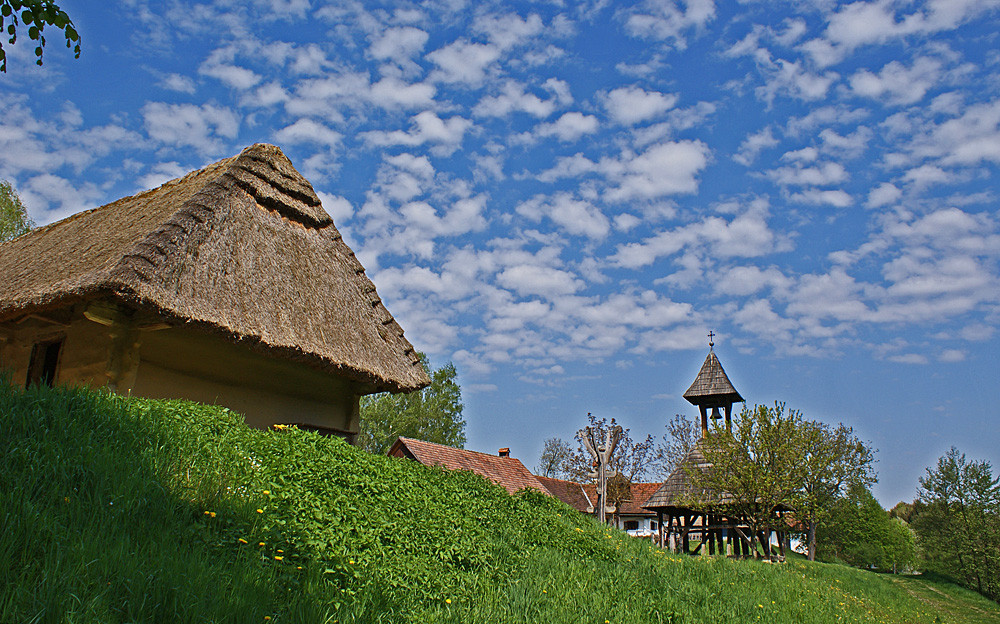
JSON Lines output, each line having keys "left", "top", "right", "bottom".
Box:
{"left": 2, "top": 380, "right": 998, "bottom": 623}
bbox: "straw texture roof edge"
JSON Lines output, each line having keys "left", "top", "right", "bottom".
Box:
{"left": 0, "top": 144, "right": 430, "bottom": 393}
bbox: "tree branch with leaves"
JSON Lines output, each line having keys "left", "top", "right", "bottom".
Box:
{"left": 1, "top": 0, "right": 80, "bottom": 73}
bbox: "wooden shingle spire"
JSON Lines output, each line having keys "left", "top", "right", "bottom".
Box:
{"left": 683, "top": 333, "right": 743, "bottom": 436}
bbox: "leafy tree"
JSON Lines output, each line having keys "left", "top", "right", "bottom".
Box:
{"left": 794, "top": 420, "right": 876, "bottom": 561}
{"left": 1, "top": 179, "right": 33, "bottom": 241}
{"left": 535, "top": 437, "right": 575, "bottom": 479}
{"left": 1, "top": 0, "right": 80, "bottom": 73}
{"left": 357, "top": 355, "right": 466, "bottom": 455}
{"left": 683, "top": 402, "right": 806, "bottom": 559}
{"left": 650, "top": 413, "right": 699, "bottom": 480}
{"left": 912, "top": 447, "right": 1000, "bottom": 600}
{"left": 818, "top": 484, "right": 916, "bottom": 573}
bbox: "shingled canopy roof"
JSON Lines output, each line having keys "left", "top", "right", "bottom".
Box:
{"left": 683, "top": 351, "right": 744, "bottom": 407}
{"left": 642, "top": 442, "right": 729, "bottom": 510}
{"left": 0, "top": 143, "right": 429, "bottom": 393}
{"left": 389, "top": 437, "right": 552, "bottom": 496}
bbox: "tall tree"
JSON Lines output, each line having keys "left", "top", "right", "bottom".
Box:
{"left": 913, "top": 447, "right": 1000, "bottom": 600}
{"left": 1, "top": 0, "right": 80, "bottom": 73}
{"left": 357, "top": 355, "right": 466, "bottom": 455}
{"left": 795, "top": 421, "right": 876, "bottom": 561}
{"left": 683, "top": 402, "right": 806, "bottom": 559}
{"left": 535, "top": 437, "right": 575, "bottom": 479}
{"left": 1, "top": 179, "right": 33, "bottom": 241}
{"left": 650, "top": 414, "right": 699, "bottom": 480}
{"left": 818, "top": 484, "right": 916, "bottom": 573}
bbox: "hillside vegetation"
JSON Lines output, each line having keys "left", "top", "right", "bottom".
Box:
{"left": 2, "top": 381, "right": 998, "bottom": 623}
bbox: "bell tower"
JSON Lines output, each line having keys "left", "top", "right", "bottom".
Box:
{"left": 683, "top": 332, "right": 744, "bottom": 437}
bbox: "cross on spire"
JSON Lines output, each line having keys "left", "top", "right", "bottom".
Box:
{"left": 708, "top": 330, "right": 715, "bottom": 349}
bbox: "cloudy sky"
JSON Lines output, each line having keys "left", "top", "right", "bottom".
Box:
{"left": 2, "top": 0, "right": 998, "bottom": 505}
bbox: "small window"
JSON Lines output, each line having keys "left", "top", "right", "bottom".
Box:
{"left": 624, "top": 520, "right": 639, "bottom": 531}
{"left": 651, "top": 521, "right": 658, "bottom": 530}
{"left": 26, "top": 338, "right": 63, "bottom": 388}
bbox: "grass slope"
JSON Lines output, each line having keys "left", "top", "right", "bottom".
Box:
{"left": 2, "top": 381, "right": 998, "bottom": 623}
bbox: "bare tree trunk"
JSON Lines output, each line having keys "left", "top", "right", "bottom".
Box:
{"left": 808, "top": 520, "right": 817, "bottom": 561}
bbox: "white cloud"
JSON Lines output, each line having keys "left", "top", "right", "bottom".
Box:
{"left": 850, "top": 58, "right": 943, "bottom": 105}
{"left": 788, "top": 189, "right": 853, "bottom": 207}
{"left": 316, "top": 191, "right": 354, "bottom": 223}
{"left": 867, "top": 182, "right": 902, "bottom": 207}
{"left": 159, "top": 73, "right": 197, "bottom": 94}
{"left": 142, "top": 102, "right": 239, "bottom": 155}
{"left": 767, "top": 161, "right": 848, "bottom": 187}
{"left": 612, "top": 209, "right": 778, "bottom": 269}
{"left": 473, "top": 80, "right": 561, "bottom": 118}
{"left": 714, "top": 265, "right": 791, "bottom": 296}
{"left": 427, "top": 40, "right": 502, "bottom": 85}
{"left": 624, "top": 0, "right": 716, "bottom": 48}
{"left": 602, "top": 86, "right": 678, "bottom": 125}
{"left": 199, "top": 47, "right": 262, "bottom": 90}
{"left": 274, "top": 118, "right": 342, "bottom": 147}
{"left": 803, "top": 0, "right": 1000, "bottom": 67}
{"left": 369, "top": 77, "right": 437, "bottom": 109}
{"left": 370, "top": 26, "right": 429, "bottom": 62}
{"left": 496, "top": 264, "right": 584, "bottom": 298}
{"left": 472, "top": 12, "right": 544, "bottom": 50}
{"left": 938, "top": 349, "right": 966, "bottom": 362}
{"left": 515, "top": 192, "right": 610, "bottom": 239}
{"left": 362, "top": 111, "right": 472, "bottom": 155}
{"left": 534, "top": 112, "right": 599, "bottom": 142}
{"left": 734, "top": 127, "right": 778, "bottom": 166}
{"left": 604, "top": 140, "right": 711, "bottom": 201}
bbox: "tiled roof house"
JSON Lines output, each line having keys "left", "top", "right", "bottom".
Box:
{"left": 387, "top": 437, "right": 552, "bottom": 496}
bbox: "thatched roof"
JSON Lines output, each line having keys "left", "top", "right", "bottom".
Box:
{"left": 683, "top": 350, "right": 743, "bottom": 407}
{"left": 642, "top": 442, "right": 726, "bottom": 510}
{"left": 0, "top": 144, "right": 429, "bottom": 393}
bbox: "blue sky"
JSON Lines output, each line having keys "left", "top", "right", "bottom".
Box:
{"left": 2, "top": 0, "right": 998, "bottom": 506}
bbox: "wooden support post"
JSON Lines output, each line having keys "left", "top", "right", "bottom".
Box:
{"left": 657, "top": 511, "right": 664, "bottom": 548}
{"left": 707, "top": 514, "right": 715, "bottom": 555}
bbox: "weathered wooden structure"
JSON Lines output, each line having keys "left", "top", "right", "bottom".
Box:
{"left": 643, "top": 336, "right": 787, "bottom": 558}
{"left": 0, "top": 144, "right": 430, "bottom": 442}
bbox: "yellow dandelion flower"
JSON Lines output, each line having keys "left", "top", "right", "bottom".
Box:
{"left": 238, "top": 538, "right": 248, "bottom": 544}
{"left": 445, "top": 599, "right": 452, "bottom": 604}
{"left": 259, "top": 542, "right": 265, "bottom": 546}
{"left": 274, "top": 556, "right": 283, "bottom": 561}
{"left": 204, "top": 511, "right": 211, "bottom": 516}
{"left": 277, "top": 549, "right": 284, "bottom": 553}
{"left": 256, "top": 509, "right": 264, "bottom": 513}
{"left": 263, "top": 490, "right": 270, "bottom": 495}
{"left": 349, "top": 559, "right": 355, "bottom": 564}
{"left": 264, "top": 617, "right": 271, "bottom": 621}
{"left": 273, "top": 424, "right": 288, "bottom": 430}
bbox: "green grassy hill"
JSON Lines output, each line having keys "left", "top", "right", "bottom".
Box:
{"left": 2, "top": 381, "right": 998, "bottom": 623}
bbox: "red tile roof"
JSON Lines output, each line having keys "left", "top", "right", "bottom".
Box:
{"left": 535, "top": 476, "right": 592, "bottom": 513}
{"left": 388, "top": 437, "right": 552, "bottom": 496}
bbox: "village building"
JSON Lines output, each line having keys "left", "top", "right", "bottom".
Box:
{"left": 643, "top": 338, "right": 787, "bottom": 558}
{"left": 536, "top": 476, "right": 662, "bottom": 539}
{"left": 388, "top": 437, "right": 552, "bottom": 496}
{"left": 0, "top": 144, "right": 429, "bottom": 443}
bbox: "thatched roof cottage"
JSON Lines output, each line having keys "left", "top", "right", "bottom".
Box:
{"left": 0, "top": 144, "right": 429, "bottom": 442}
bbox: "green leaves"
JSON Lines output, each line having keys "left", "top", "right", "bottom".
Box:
{"left": 0, "top": 180, "right": 34, "bottom": 242}
{"left": 358, "top": 354, "right": 467, "bottom": 454}
{"left": 0, "top": 0, "right": 80, "bottom": 73}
